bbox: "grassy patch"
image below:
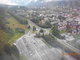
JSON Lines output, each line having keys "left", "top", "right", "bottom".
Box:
{"left": 8, "top": 32, "right": 23, "bottom": 45}
{"left": 20, "top": 54, "right": 26, "bottom": 60}
{"left": 60, "top": 30, "right": 66, "bottom": 34}
{"left": 6, "top": 17, "right": 26, "bottom": 30}
{"left": 5, "top": 16, "right": 29, "bottom": 45}
{"left": 73, "top": 34, "right": 80, "bottom": 39}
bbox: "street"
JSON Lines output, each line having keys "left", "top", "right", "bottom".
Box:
{"left": 14, "top": 32, "right": 76, "bottom": 60}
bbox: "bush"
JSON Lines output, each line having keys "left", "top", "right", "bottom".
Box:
{"left": 39, "top": 21, "right": 52, "bottom": 28}
{"left": 15, "top": 28, "right": 25, "bottom": 33}
{"left": 9, "top": 12, "right": 28, "bottom": 25}
{"left": 33, "top": 26, "right": 36, "bottom": 31}
{"left": 51, "top": 26, "right": 61, "bottom": 38}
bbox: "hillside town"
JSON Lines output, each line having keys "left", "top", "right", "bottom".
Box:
{"left": 12, "top": 6, "right": 80, "bottom": 35}
{"left": 1, "top": 0, "right": 80, "bottom": 60}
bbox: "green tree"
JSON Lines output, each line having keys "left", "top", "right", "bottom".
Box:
{"left": 33, "top": 26, "right": 36, "bottom": 31}
{"left": 51, "top": 26, "right": 61, "bottom": 38}
{"left": 39, "top": 29, "right": 44, "bottom": 36}
{"left": 58, "top": 15, "right": 66, "bottom": 21}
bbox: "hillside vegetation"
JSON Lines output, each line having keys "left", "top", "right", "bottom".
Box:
{"left": 0, "top": 6, "right": 29, "bottom": 55}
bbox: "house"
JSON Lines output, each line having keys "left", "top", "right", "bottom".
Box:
{"left": 77, "top": 25, "right": 80, "bottom": 34}
{"left": 67, "top": 20, "right": 80, "bottom": 35}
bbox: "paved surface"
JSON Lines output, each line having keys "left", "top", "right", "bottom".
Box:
{"left": 12, "top": 14, "right": 77, "bottom": 60}
{"left": 14, "top": 32, "right": 76, "bottom": 60}
{"left": 15, "top": 33, "right": 61, "bottom": 60}
{"left": 27, "top": 19, "right": 50, "bottom": 34}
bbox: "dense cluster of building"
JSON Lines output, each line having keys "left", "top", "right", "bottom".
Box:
{"left": 12, "top": 6, "right": 80, "bottom": 35}
{"left": 58, "top": 19, "right": 80, "bottom": 35}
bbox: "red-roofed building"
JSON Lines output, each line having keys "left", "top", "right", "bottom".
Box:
{"left": 66, "top": 20, "right": 80, "bottom": 35}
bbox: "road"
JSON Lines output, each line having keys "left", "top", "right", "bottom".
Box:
{"left": 14, "top": 32, "right": 76, "bottom": 60}
{"left": 44, "top": 34, "right": 80, "bottom": 60}
{"left": 26, "top": 19, "right": 50, "bottom": 35}
{"left": 27, "top": 18, "right": 80, "bottom": 60}
{"left": 11, "top": 14, "right": 77, "bottom": 60}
